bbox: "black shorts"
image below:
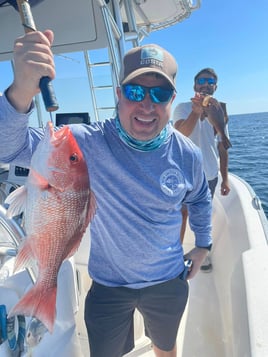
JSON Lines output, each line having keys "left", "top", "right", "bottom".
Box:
{"left": 84, "top": 276, "right": 189, "bottom": 357}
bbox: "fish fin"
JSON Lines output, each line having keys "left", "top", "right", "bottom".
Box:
{"left": 14, "top": 241, "right": 34, "bottom": 272}
{"left": 8, "top": 284, "right": 57, "bottom": 334}
{"left": 30, "top": 169, "right": 50, "bottom": 190}
{"left": 5, "top": 185, "right": 27, "bottom": 217}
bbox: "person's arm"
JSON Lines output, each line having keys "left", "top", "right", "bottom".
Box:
{"left": 0, "top": 30, "right": 54, "bottom": 163}
{"left": 218, "top": 141, "right": 230, "bottom": 196}
{"left": 173, "top": 97, "right": 203, "bottom": 137}
{"left": 174, "top": 110, "right": 199, "bottom": 137}
{"left": 218, "top": 103, "right": 231, "bottom": 195}
{"left": 182, "top": 149, "right": 213, "bottom": 278}
{"left": 5, "top": 30, "right": 55, "bottom": 113}
{"left": 184, "top": 246, "right": 210, "bottom": 278}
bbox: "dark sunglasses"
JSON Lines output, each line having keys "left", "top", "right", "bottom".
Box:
{"left": 122, "top": 84, "right": 174, "bottom": 104}
{"left": 196, "top": 77, "right": 217, "bottom": 85}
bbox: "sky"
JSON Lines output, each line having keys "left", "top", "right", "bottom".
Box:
{"left": 0, "top": 0, "right": 268, "bottom": 119}
{"left": 141, "top": 0, "right": 268, "bottom": 115}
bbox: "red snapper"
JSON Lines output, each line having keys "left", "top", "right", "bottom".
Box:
{"left": 5, "top": 121, "right": 96, "bottom": 333}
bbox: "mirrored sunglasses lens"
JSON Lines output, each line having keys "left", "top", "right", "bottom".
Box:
{"left": 198, "top": 78, "right": 204, "bottom": 85}
{"left": 208, "top": 78, "right": 216, "bottom": 84}
{"left": 197, "top": 78, "right": 216, "bottom": 85}
{"left": 123, "top": 85, "right": 145, "bottom": 102}
{"left": 150, "top": 87, "right": 173, "bottom": 103}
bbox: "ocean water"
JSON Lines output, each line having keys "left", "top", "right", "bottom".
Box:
{"left": 228, "top": 112, "right": 268, "bottom": 218}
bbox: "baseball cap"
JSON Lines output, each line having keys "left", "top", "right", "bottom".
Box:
{"left": 194, "top": 68, "right": 218, "bottom": 82}
{"left": 119, "top": 44, "right": 177, "bottom": 89}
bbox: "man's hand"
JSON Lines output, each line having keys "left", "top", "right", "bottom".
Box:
{"left": 184, "top": 246, "right": 210, "bottom": 279}
{"left": 221, "top": 180, "right": 230, "bottom": 196}
{"left": 191, "top": 92, "right": 205, "bottom": 117}
{"left": 7, "top": 30, "right": 55, "bottom": 113}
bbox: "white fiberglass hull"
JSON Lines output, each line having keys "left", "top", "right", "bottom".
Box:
{"left": 136, "top": 173, "right": 268, "bottom": 356}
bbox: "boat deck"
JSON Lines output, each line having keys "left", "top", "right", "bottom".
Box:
{"left": 126, "top": 215, "right": 229, "bottom": 357}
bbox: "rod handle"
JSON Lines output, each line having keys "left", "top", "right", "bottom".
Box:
{"left": 39, "top": 76, "right": 59, "bottom": 112}
{"left": 16, "top": 0, "right": 59, "bottom": 112}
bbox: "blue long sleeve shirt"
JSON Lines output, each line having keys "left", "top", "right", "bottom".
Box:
{"left": 0, "top": 94, "right": 212, "bottom": 288}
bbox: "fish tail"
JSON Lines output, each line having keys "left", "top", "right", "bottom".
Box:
{"left": 8, "top": 284, "right": 57, "bottom": 334}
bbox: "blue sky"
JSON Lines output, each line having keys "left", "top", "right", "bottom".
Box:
{"left": 0, "top": 0, "right": 267, "bottom": 119}
{"left": 142, "top": 0, "right": 268, "bottom": 115}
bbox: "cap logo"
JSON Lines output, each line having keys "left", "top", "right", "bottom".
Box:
{"left": 140, "top": 47, "right": 163, "bottom": 68}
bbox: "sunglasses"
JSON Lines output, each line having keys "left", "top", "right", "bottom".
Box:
{"left": 196, "top": 77, "right": 217, "bottom": 85}
{"left": 122, "top": 84, "right": 174, "bottom": 104}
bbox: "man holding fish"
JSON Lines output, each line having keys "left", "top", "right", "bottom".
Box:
{"left": 0, "top": 30, "right": 212, "bottom": 357}
{"left": 173, "top": 68, "right": 231, "bottom": 271}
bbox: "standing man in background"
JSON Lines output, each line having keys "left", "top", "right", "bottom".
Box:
{"left": 173, "top": 68, "right": 231, "bottom": 272}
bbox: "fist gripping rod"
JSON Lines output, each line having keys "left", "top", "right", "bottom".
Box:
{"left": 15, "top": 0, "right": 59, "bottom": 112}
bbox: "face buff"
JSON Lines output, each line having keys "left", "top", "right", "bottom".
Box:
{"left": 115, "top": 117, "right": 167, "bottom": 152}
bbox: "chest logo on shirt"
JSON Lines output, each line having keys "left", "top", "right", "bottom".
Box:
{"left": 160, "top": 169, "right": 185, "bottom": 197}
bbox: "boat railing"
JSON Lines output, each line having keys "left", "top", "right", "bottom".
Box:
{"left": 0, "top": 204, "right": 37, "bottom": 285}
{"left": 233, "top": 174, "right": 268, "bottom": 244}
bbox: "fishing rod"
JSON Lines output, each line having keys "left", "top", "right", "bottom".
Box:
{"left": 10, "top": 0, "right": 59, "bottom": 114}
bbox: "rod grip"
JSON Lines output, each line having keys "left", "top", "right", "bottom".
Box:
{"left": 39, "top": 76, "right": 59, "bottom": 112}
{"left": 16, "top": 0, "right": 59, "bottom": 112}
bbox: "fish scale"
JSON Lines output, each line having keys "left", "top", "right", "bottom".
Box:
{"left": 5, "top": 121, "right": 97, "bottom": 333}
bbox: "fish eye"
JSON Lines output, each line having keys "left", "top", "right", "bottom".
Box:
{"left": 70, "top": 153, "right": 79, "bottom": 162}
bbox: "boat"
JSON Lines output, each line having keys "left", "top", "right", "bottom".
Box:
{"left": 0, "top": 1, "right": 267, "bottom": 356}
